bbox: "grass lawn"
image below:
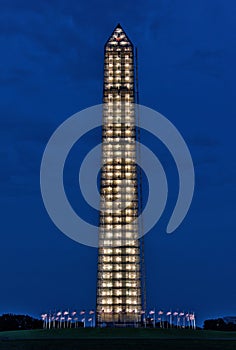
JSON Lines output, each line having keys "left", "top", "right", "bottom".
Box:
{"left": 0, "top": 328, "right": 236, "bottom": 349}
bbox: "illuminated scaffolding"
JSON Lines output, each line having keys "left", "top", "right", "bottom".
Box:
{"left": 96, "top": 24, "right": 143, "bottom": 326}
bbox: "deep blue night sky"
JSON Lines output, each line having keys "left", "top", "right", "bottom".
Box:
{"left": 1, "top": 0, "right": 236, "bottom": 327}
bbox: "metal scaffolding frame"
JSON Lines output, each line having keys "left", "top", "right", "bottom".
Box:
{"left": 96, "top": 24, "right": 145, "bottom": 327}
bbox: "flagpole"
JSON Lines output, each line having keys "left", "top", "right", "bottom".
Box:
{"left": 89, "top": 310, "right": 95, "bottom": 328}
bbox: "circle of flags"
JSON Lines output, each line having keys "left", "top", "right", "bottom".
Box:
{"left": 41, "top": 308, "right": 196, "bottom": 329}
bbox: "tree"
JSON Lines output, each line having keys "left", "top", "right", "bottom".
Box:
{"left": 204, "top": 318, "right": 236, "bottom": 331}
{"left": 0, "top": 314, "right": 43, "bottom": 332}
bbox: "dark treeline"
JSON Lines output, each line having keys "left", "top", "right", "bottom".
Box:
{"left": 204, "top": 318, "right": 236, "bottom": 331}
{"left": 0, "top": 314, "right": 43, "bottom": 332}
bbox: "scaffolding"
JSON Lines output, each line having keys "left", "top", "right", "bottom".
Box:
{"left": 96, "top": 24, "right": 144, "bottom": 327}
